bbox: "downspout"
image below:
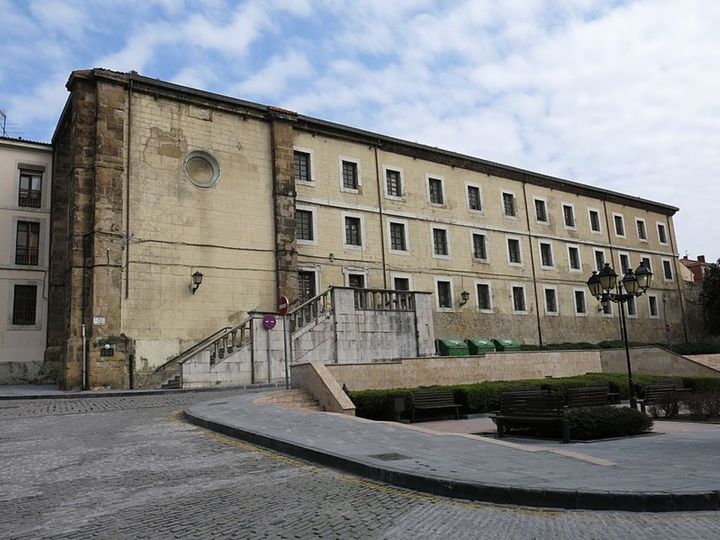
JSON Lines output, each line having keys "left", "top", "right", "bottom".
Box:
{"left": 81, "top": 323, "right": 87, "bottom": 390}
{"left": 373, "top": 145, "right": 388, "bottom": 288}
{"left": 521, "top": 181, "right": 543, "bottom": 345}
{"left": 666, "top": 215, "right": 689, "bottom": 342}
{"left": 601, "top": 201, "right": 622, "bottom": 341}
{"left": 124, "top": 77, "right": 133, "bottom": 299}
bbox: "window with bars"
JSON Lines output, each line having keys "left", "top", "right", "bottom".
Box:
{"left": 568, "top": 246, "right": 581, "bottom": 270}
{"left": 386, "top": 169, "right": 402, "bottom": 197}
{"left": 626, "top": 296, "right": 637, "bottom": 317}
{"left": 620, "top": 253, "right": 630, "bottom": 273}
{"left": 502, "top": 193, "right": 516, "bottom": 217}
{"left": 512, "top": 286, "right": 526, "bottom": 312}
{"left": 394, "top": 277, "right": 410, "bottom": 291}
{"left": 296, "top": 210, "right": 313, "bottom": 241}
{"left": 477, "top": 283, "right": 491, "bottom": 310}
{"left": 433, "top": 228, "right": 448, "bottom": 256}
{"left": 437, "top": 280, "right": 452, "bottom": 308}
{"left": 507, "top": 238, "right": 521, "bottom": 264}
{"left": 348, "top": 274, "right": 365, "bottom": 288}
{"left": 467, "top": 186, "right": 482, "bottom": 211}
{"left": 342, "top": 160, "right": 358, "bottom": 190}
{"left": 614, "top": 214, "right": 625, "bottom": 237}
{"left": 574, "top": 290, "right": 587, "bottom": 314}
{"left": 594, "top": 250, "right": 605, "bottom": 272}
{"left": 15, "top": 221, "right": 40, "bottom": 265}
{"left": 298, "top": 271, "right": 316, "bottom": 303}
{"left": 535, "top": 199, "right": 547, "bottom": 222}
{"left": 390, "top": 222, "right": 407, "bottom": 251}
{"left": 344, "top": 217, "right": 362, "bottom": 247}
{"left": 540, "top": 242, "right": 553, "bottom": 267}
{"left": 641, "top": 256, "right": 652, "bottom": 272}
{"left": 19, "top": 170, "right": 42, "bottom": 208}
{"left": 589, "top": 210, "right": 601, "bottom": 232}
{"left": 472, "top": 233, "right": 487, "bottom": 260}
{"left": 636, "top": 219, "right": 647, "bottom": 240}
{"left": 663, "top": 260, "right": 673, "bottom": 280}
{"left": 428, "top": 178, "right": 443, "bottom": 204}
{"left": 293, "top": 151, "right": 312, "bottom": 183}
{"left": 562, "top": 204, "right": 575, "bottom": 228}
{"left": 657, "top": 223, "right": 668, "bottom": 244}
{"left": 12, "top": 285, "right": 37, "bottom": 326}
{"left": 545, "top": 288, "right": 558, "bottom": 314}
{"left": 602, "top": 300, "right": 612, "bottom": 315}
{"left": 649, "top": 296, "right": 659, "bottom": 317}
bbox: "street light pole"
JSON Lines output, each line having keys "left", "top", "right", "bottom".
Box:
{"left": 616, "top": 285, "right": 637, "bottom": 409}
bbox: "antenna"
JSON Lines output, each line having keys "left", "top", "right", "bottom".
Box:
{"left": 0, "top": 110, "right": 6, "bottom": 137}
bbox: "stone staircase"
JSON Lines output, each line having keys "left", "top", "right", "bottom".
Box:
{"left": 255, "top": 388, "right": 323, "bottom": 411}
{"left": 161, "top": 375, "right": 181, "bottom": 389}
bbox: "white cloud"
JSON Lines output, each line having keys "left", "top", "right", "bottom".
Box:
{"left": 231, "top": 51, "right": 314, "bottom": 100}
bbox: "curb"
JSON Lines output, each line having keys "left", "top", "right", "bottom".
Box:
{"left": 183, "top": 408, "right": 720, "bottom": 513}
{"left": 0, "top": 383, "right": 284, "bottom": 401}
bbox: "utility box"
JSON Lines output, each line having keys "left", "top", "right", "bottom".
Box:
{"left": 492, "top": 338, "right": 522, "bottom": 352}
{"left": 436, "top": 338, "right": 470, "bottom": 356}
{"left": 466, "top": 339, "right": 496, "bottom": 355}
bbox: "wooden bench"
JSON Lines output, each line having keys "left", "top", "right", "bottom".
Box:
{"left": 489, "top": 390, "right": 570, "bottom": 443}
{"left": 639, "top": 379, "right": 690, "bottom": 415}
{"left": 409, "top": 389, "right": 461, "bottom": 422}
{"left": 568, "top": 386, "right": 610, "bottom": 408}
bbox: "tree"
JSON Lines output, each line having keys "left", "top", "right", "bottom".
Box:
{"left": 701, "top": 260, "right": 720, "bottom": 335}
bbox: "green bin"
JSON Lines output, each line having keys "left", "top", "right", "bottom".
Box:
{"left": 466, "top": 339, "right": 496, "bottom": 355}
{"left": 492, "top": 338, "right": 522, "bottom": 352}
{"left": 436, "top": 338, "right": 470, "bottom": 356}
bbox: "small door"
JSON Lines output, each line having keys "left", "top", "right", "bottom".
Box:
{"left": 298, "top": 271, "right": 316, "bottom": 303}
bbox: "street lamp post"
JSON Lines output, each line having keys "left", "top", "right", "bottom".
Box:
{"left": 586, "top": 261, "right": 653, "bottom": 409}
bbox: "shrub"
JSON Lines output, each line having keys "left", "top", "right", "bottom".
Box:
{"left": 684, "top": 392, "right": 720, "bottom": 418}
{"left": 566, "top": 406, "right": 653, "bottom": 440}
{"left": 671, "top": 342, "right": 720, "bottom": 355}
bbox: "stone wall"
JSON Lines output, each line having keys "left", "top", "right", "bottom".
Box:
{"left": 600, "top": 347, "right": 720, "bottom": 378}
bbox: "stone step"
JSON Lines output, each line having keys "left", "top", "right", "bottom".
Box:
{"left": 257, "top": 389, "right": 322, "bottom": 411}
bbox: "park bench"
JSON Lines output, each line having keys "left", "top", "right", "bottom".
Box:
{"left": 567, "top": 386, "right": 609, "bottom": 408}
{"left": 638, "top": 379, "right": 690, "bottom": 415}
{"left": 409, "top": 388, "right": 462, "bottom": 422}
{"left": 489, "top": 390, "right": 570, "bottom": 443}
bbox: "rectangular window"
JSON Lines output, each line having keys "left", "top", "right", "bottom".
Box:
{"left": 467, "top": 185, "right": 482, "bottom": 211}
{"left": 437, "top": 280, "right": 452, "bottom": 308}
{"left": 12, "top": 284, "right": 37, "bottom": 325}
{"left": 540, "top": 242, "right": 554, "bottom": 268}
{"left": 347, "top": 273, "right": 365, "bottom": 288}
{"left": 614, "top": 214, "right": 625, "bottom": 237}
{"left": 472, "top": 233, "right": 487, "bottom": 260}
{"left": 649, "top": 295, "right": 659, "bottom": 318}
{"left": 15, "top": 221, "right": 40, "bottom": 265}
{"left": 19, "top": 170, "right": 42, "bottom": 208}
{"left": 594, "top": 249, "right": 606, "bottom": 272}
{"left": 534, "top": 199, "right": 547, "bottom": 223}
{"left": 293, "top": 151, "right": 312, "bottom": 183}
{"left": 589, "top": 210, "right": 601, "bottom": 233}
{"left": 428, "top": 177, "right": 444, "bottom": 204}
{"left": 626, "top": 296, "right": 637, "bottom": 317}
{"left": 298, "top": 271, "right": 316, "bottom": 303}
{"left": 502, "top": 192, "right": 516, "bottom": 217}
{"left": 663, "top": 259, "right": 673, "bottom": 280}
{"left": 341, "top": 160, "right": 358, "bottom": 190}
{"left": 507, "top": 238, "right": 522, "bottom": 264}
{"left": 433, "top": 228, "right": 448, "bottom": 256}
{"left": 636, "top": 219, "right": 647, "bottom": 241}
{"left": 641, "top": 256, "right": 652, "bottom": 272}
{"left": 574, "top": 290, "right": 587, "bottom": 315}
{"left": 602, "top": 301, "right": 612, "bottom": 315}
{"left": 568, "top": 246, "right": 581, "bottom": 271}
{"left": 619, "top": 253, "right": 630, "bottom": 273}
{"left": 296, "top": 209, "right": 314, "bottom": 241}
{"left": 562, "top": 204, "right": 575, "bottom": 228}
{"left": 394, "top": 277, "right": 410, "bottom": 291}
{"left": 344, "top": 217, "right": 362, "bottom": 247}
{"left": 386, "top": 169, "right": 402, "bottom": 197}
{"left": 477, "top": 283, "right": 491, "bottom": 311}
{"left": 512, "top": 286, "right": 526, "bottom": 313}
{"left": 390, "top": 222, "right": 407, "bottom": 251}
{"left": 657, "top": 223, "right": 668, "bottom": 244}
{"left": 544, "top": 288, "right": 558, "bottom": 314}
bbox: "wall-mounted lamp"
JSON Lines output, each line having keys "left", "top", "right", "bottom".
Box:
{"left": 459, "top": 290, "right": 470, "bottom": 306}
{"left": 190, "top": 270, "right": 204, "bottom": 294}
{"left": 329, "top": 253, "right": 335, "bottom": 263}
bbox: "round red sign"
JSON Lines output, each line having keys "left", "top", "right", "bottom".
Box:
{"left": 278, "top": 295, "right": 289, "bottom": 316}
{"left": 263, "top": 314, "right": 277, "bottom": 330}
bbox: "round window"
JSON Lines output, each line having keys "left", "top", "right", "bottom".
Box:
{"left": 184, "top": 151, "right": 220, "bottom": 188}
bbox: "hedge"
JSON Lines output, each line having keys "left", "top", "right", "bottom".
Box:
{"left": 566, "top": 406, "right": 653, "bottom": 440}
{"left": 517, "top": 340, "right": 720, "bottom": 355}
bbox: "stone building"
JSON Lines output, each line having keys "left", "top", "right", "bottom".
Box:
{"left": 44, "top": 69, "right": 687, "bottom": 389}
{"left": 0, "top": 137, "right": 53, "bottom": 383}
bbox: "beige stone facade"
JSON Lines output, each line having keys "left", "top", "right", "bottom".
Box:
{"left": 0, "top": 137, "right": 53, "bottom": 383}
{"left": 45, "top": 69, "right": 686, "bottom": 389}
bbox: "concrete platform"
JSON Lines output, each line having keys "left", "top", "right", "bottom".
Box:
{"left": 185, "top": 391, "right": 720, "bottom": 512}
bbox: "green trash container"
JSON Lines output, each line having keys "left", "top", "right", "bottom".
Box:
{"left": 435, "top": 338, "right": 470, "bottom": 356}
{"left": 492, "top": 338, "right": 522, "bottom": 352}
{"left": 466, "top": 339, "right": 496, "bottom": 355}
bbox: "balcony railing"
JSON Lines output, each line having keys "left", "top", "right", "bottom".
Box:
{"left": 15, "top": 247, "right": 39, "bottom": 265}
{"left": 19, "top": 190, "right": 42, "bottom": 208}
{"left": 354, "top": 288, "right": 414, "bottom": 311}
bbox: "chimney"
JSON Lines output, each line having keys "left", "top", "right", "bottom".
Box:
{"left": 698, "top": 255, "right": 705, "bottom": 263}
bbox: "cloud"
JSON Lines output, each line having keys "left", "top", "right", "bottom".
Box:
{"left": 230, "top": 51, "right": 314, "bottom": 100}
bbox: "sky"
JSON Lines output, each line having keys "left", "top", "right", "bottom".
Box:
{"left": 1, "top": 0, "right": 718, "bottom": 262}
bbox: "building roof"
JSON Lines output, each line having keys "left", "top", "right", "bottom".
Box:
{"left": 0, "top": 135, "right": 52, "bottom": 149}
{"left": 64, "top": 68, "right": 678, "bottom": 216}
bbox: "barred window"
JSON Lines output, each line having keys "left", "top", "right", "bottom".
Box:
{"left": 535, "top": 199, "right": 547, "bottom": 222}
{"left": 428, "top": 178, "right": 443, "bottom": 204}
{"left": 563, "top": 204, "right": 575, "bottom": 228}
{"left": 342, "top": 160, "right": 358, "bottom": 190}
{"left": 575, "top": 290, "right": 587, "bottom": 314}
{"left": 386, "top": 169, "right": 402, "bottom": 197}
{"left": 620, "top": 254, "right": 630, "bottom": 273}
{"left": 649, "top": 296, "right": 658, "bottom": 317}
{"left": 589, "top": 210, "right": 601, "bottom": 232}
{"left": 507, "top": 238, "right": 521, "bottom": 264}
{"left": 433, "top": 228, "right": 448, "bottom": 256}
{"left": 467, "top": 186, "right": 482, "bottom": 211}
{"left": 540, "top": 242, "right": 553, "bottom": 267}
{"left": 545, "top": 288, "right": 557, "bottom": 314}
{"left": 568, "top": 246, "right": 581, "bottom": 270}
{"left": 657, "top": 223, "right": 668, "bottom": 244}
{"left": 298, "top": 271, "right": 316, "bottom": 302}
{"left": 348, "top": 274, "right": 365, "bottom": 288}
{"left": 472, "top": 233, "right": 487, "bottom": 260}
{"left": 663, "top": 260, "right": 673, "bottom": 280}
{"left": 595, "top": 250, "right": 605, "bottom": 272}
{"left": 502, "top": 193, "right": 516, "bottom": 217}
{"left": 394, "top": 277, "right": 410, "bottom": 291}
{"left": 636, "top": 219, "right": 647, "bottom": 240}
{"left": 390, "top": 222, "right": 407, "bottom": 251}
{"left": 16, "top": 221, "right": 39, "bottom": 265}
{"left": 627, "top": 296, "right": 637, "bottom": 316}
{"left": 345, "top": 217, "right": 362, "bottom": 246}
{"left": 19, "top": 170, "right": 42, "bottom": 208}
{"left": 294, "top": 151, "right": 312, "bottom": 183}
{"left": 296, "top": 210, "right": 313, "bottom": 241}
{"left": 12, "top": 285, "right": 37, "bottom": 325}
{"left": 437, "top": 281, "right": 452, "bottom": 308}
{"left": 477, "top": 283, "right": 491, "bottom": 310}
{"left": 512, "top": 286, "right": 526, "bottom": 312}
{"left": 614, "top": 214, "right": 625, "bottom": 236}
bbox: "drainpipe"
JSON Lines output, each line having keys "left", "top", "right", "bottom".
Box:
{"left": 81, "top": 323, "right": 87, "bottom": 390}
{"left": 601, "top": 201, "right": 622, "bottom": 341}
{"left": 373, "top": 146, "right": 388, "bottom": 288}
{"left": 124, "top": 76, "right": 134, "bottom": 299}
{"left": 521, "top": 181, "right": 543, "bottom": 345}
{"left": 666, "top": 215, "right": 689, "bottom": 342}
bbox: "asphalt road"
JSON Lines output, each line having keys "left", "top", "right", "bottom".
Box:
{"left": 1, "top": 391, "right": 719, "bottom": 539}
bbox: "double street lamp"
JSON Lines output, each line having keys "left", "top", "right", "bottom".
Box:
{"left": 586, "top": 261, "right": 653, "bottom": 409}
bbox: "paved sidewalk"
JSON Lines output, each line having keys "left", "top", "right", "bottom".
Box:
{"left": 185, "top": 392, "right": 720, "bottom": 512}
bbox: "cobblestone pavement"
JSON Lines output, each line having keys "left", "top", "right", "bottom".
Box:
{"left": 2, "top": 393, "right": 720, "bottom": 539}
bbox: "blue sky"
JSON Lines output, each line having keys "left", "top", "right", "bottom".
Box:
{"left": 1, "top": 0, "right": 718, "bottom": 262}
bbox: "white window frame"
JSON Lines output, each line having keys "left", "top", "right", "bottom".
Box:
{"left": 293, "top": 146, "right": 315, "bottom": 186}
{"left": 382, "top": 165, "right": 405, "bottom": 200}
{"left": 656, "top": 222, "right": 669, "bottom": 245}
{"left": 341, "top": 211, "right": 365, "bottom": 251}
{"left": 533, "top": 197, "right": 549, "bottom": 225}
{"left": 626, "top": 295, "right": 638, "bottom": 319}
{"left": 640, "top": 255, "right": 653, "bottom": 273}
{"left": 613, "top": 212, "right": 626, "bottom": 238}
{"left": 601, "top": 299, "right": 614, "bottom": 317}
{"left": 295, "top": 204, "right": 317, "bottom": 246}
{"left": 470, "top": 229, "right": 489, "bottom": 263}
{"left": 11, "top": 216, "right": 46, "bottom": 268}
{"left": 426, "top": 174, "right": 446, "bottom": 206}
{"left": 6, "top": 279, "right": 43, "bottom": 330}
{"left": 338, "top": 156, "right": 362, "bottom": 194}
{"left": 573, "top": 288, "right": 588, "bottom": 316}
{"left": 297, "top": 265, "right": 321, "bottom": 300}
{"left": 538, "top": 240, "right": 555, "bottom": 270}
{"left": 588, "top": 208, "right": 602, "bottom": 234}
{"left": 390, "top": 272, "right": 414, "bottom": 292}
{"left": 465, "top": 182, "right": 484, "bottom": 214}
{"left": 543, "top": 285, "right": 559, "bottom": 316}
{"left": 387, "top": 219, "right": 410, "bottom": 255}
{"left": 567, "top": 244, "right": 582, "bottom": 273}
{"left": 434, "top": 276, "right": 454, "bottom": 311}
{"left": 510, "top": 283, "right": 528, "bottom": 315}
{"left": 474, "top": 280, "right": 493, "bottom": 313}
{"left": 593, "top": 248, "right": 607, "bottom": 272}
{"left": 506, "top": 235, "right": 523, "bottom": 267}
{"left": 618, "top": 251, "right": 631, "bottom": 274}
{"left": 561, "top": 202, "right": 576, "bottom": 230}
{"left": 342, "top": 266, "right": 369, "bottom": 288}
{"left": 662, "top": 257, "right": 674, "bottom": 282}
{"left": 635, "top": 218, "right": 648, "bottom": 242}
{"left": 431, "top": 225, "right": 451, "bottom": 260}
{"left": 501, "top": 190, "right": 518, "bottom": 219}
{"left": 648, "top": 294, "right": 660, "bottom": 319}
